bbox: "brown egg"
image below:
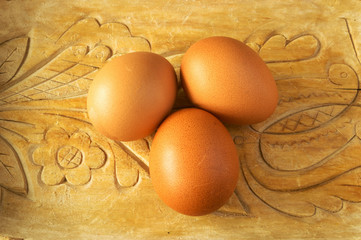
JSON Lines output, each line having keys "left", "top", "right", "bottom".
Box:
{"left": 149, "top": 108, "right": 239, "bottom": 216}
{"left": 180, "top": 36, "right": 278, "bottom": 125}
{"left": 87, "top": 52, "right": 177, "bottom": 141}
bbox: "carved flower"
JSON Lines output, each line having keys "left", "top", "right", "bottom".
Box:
{"left": 32, "top": 127, "right": 106, "bottom": 186}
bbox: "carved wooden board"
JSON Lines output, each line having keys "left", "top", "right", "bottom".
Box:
{"left": 1, "top": 1, "right": 361, "bottom": 239}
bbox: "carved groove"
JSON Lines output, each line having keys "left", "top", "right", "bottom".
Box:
{"left": 343, "top": 18, "right": 361, "bottom": 65}
{"left": 1, "top": 13, "right": 361, "bottom": 222}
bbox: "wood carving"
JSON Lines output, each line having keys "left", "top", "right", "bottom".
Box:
{"left": 1, "top": 1, "right": 361, "bottom": 239}
{"left": 0, "top": 17, "right": 150, "bottom": 201}
{"left": 31, "top": 127, "right": 106, "bottom": 186}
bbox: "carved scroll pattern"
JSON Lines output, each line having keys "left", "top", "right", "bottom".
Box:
{"left": 0, "top": 18, "right": 151, "bottom": 204}
{"left": 1, "top": 17, "right": 361, "bottom": 218}
{"left": 235, "top": 19, "right": 361, "bottom": 217}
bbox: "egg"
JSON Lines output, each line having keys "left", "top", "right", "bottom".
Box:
{"left": 180, "top": 36, "right": 278, "bottom": 125}
{"left": 87, "top": 52, "right": 177, "bottom": 141}
{"left": 149, "top": 108, "right": 239, "bottom": 216}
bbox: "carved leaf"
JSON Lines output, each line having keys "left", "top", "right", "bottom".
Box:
{"left": 242, "top": 145, "right": 361, "bottom": 218}
{"left": 112, "top": 141, "right": 140, "bottom": 188}
{"left": 120, "top": 137, "right": 152, "bottom": 167}
{"left": 113, "top": 137, "right": 153, "bottom": 188}
{"left": 0, "top": 18, "right": 151, "bottom": 106}
{"left": 0, "top": 135, "right": 27, "bottom": 196}
{"left": 56, "top": 18, "right": 151, "bottom": 55}
{"left": 239, "top": 101, "right": 361, "bottom": 217}
{"left": 0, "top": 37, "right": 29, "bottom": 86}
{"left": 250, "top": 63, "right": 359, "bottom": 172}
{"left": 0, "top": 45, "right": 110, "bottom": 105}
{"left": 264, "top": 105, "right": 346, "bottom": 134}
{"left": 259, "top": 117, "right": 354, "bottom": 171}
{"left": 259, "top": 34, "right": 320, "bottom": 63}
{"left": 252, "top": 63, "right": 359, "bottom": 133}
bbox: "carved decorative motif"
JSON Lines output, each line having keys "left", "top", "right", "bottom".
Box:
{"left": 1, "top": 15, "right": 361, "bottom": 221}
{"left": 3, "top": 1, "right": 361, "bottom": 239}
{"left": 32, "top": 127, "right": 106, "bottom": 186}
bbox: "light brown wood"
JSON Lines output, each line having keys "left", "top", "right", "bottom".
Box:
{"left": 1, "top": 0, "right": 361, "bottom": 239}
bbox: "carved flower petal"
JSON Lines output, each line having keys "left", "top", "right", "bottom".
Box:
{"left": 41, "top": 164, "right": 65, "bottom": 186}
{"left": 65, "top": 164, "right": 91, "bottom": 186}
{"left": 70, "top": 131, "right": 91, "bottom": 148}
{"left": 85, "top": 146, "right": 106, "bottom": 169}
{"left": 45, "top": 127, "right": 69, "bottom": 144}
{"left": 32, "top": 146, "right": 50, "bottom": 166}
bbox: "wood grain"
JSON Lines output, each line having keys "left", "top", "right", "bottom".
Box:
{"left": 1, "top": 0, "right": 361, "bottom": 239}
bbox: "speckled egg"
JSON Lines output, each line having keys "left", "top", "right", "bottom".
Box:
{"left": 180, "top": 36, "right": 278, "bottom": 125}
{"left": 87, "top": 52, "right": 177, "bottom": 141}
{"left": 149, "top": 108, "right": 239, "bottom": 216}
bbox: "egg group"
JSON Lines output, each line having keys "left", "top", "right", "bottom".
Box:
{"left": 87, "top": 36, "right": 278, "bottom": 216}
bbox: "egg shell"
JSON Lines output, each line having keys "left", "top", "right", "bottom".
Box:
{"left": 149, "top": 108, "right": 239, "bottom": 216}
{"left": 87, "top": 52, "right": 177, "bottom": 141}
{"left": 180, "top": 36, "right": 278, "bottom": 125}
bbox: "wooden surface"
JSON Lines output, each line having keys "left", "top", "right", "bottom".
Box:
{"left": 1, "top": 0, "right": 361, "bottom": 239}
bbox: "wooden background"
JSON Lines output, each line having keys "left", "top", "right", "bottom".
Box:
{"left": 1, "top": 0, "right": 361, "bottom": 239}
